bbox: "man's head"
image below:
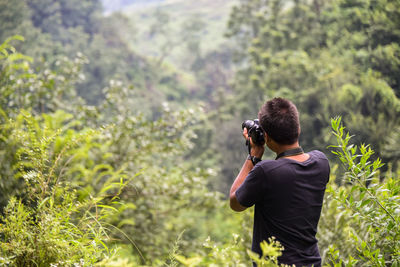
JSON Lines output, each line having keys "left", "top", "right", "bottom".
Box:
{"left": 258, "top": 97, "right": 300, "bottom": 145}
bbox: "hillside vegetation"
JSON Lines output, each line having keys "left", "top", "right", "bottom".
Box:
{"left": 1, "top": 0, "right": 400, "bottom": 266}
{"left": 118, "top": 0, "right": 236, "bottom": 69}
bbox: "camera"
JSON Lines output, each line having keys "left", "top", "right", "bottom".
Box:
{"left": 242, "top": 119, "right": 265, "bottom": 146}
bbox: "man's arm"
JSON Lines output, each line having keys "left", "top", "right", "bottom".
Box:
{"left": 229, "top": 159, "right": 254, "bottom": 211}
{"left": 229, "top": 129, "right": 265, "bottom": 212}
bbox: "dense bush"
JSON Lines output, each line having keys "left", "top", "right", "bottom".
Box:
{"left": 0, "top": 111, "right": 122, "bottom": 266}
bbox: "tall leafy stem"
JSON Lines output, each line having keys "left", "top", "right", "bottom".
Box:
{"left": 329, "top": 117, "right": 397, "bottom": 224}
{"left": 328, "top": 117, "right": 400, "bottom": 266}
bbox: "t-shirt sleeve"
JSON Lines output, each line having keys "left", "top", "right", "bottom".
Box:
{"left": 235, "top": 164, "right": 266, "bottom": 207}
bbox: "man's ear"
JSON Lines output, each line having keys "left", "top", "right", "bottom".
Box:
{"left": 264, "top": 132, "right": 270, "bottom": 143}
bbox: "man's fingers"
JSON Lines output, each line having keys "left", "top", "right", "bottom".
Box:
{"left": 243, "top": 128, "right": 259, "bottom": 147}
{"left": 243, "top": 128, "right": 249, "bottom": 139}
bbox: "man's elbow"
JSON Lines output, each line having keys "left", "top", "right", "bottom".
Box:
{"left": 229, "top": 193, "right": 247, "bottom": 212}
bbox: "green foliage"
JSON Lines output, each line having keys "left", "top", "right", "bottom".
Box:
{"left": 94, "top": 81, "right": 225, "bottom": 264}
{"left": 320, "top": 117, "right": 400, "bottom": 266}
{"left": 0, "top": 110, "right": 125, "bottom": 266}
{"left": 1, "top": 0, "right": 400, "bottom": 264}
{"left": 0, "top": 0, "right": 189, "bottom": 106}
{"left": 0, "top": 39, "right": 124, "bottom": 265}
{"left": 247, "top": 238, "right": 288, "bottom": 267}
{"left": 175, "top": 234, "right": 286, "bottom": 267}
{"left": 0, "top": 38, "right": 233, "bottom": 266}
{"left": 0, "top": 36, "right": 88, "bottom": 116}
{"left": 0, "top": 1, "right": 31, "bottom": 42}
{"left": 125, "top": 0, "right": 235, "bottom": 67}
{"left": 175, "top": 234, "right": 248, "bottom": 266}
{"left": 26, "top": 0, "right": 102, "bottom": 41}
{"left": 222, "top": 0, "right": 400, "bottom": 187}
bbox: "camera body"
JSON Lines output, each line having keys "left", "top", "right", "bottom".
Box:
{"left": 242, "top": 119, "right": 265, "bottom": 146}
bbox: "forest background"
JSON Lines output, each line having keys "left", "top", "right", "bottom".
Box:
{"left": 0, "top": 0, "right": 399, "bottom": 266}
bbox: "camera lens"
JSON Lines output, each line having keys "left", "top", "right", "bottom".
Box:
{"left": 242, "top": 119, "right": 265, "bottom": 146}
{"left": 242, "top": 120, "right": 255, "bottom": 130}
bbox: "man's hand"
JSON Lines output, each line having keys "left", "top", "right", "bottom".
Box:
{"left": 243, "top": 128, "right": 265, "bottom": 158}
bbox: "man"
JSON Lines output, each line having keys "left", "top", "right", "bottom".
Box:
{"left": 230, "top": 97, "right": 330, "bottom": 266}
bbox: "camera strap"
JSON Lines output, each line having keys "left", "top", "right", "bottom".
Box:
{"left": 245, "top": 138, "right": 262, "bottom": 165}
{"left": 246, "top": 138, "right": 251, "bottom": 154}
{"left": 275, "top": 147, "right": 304, "bottom": 160}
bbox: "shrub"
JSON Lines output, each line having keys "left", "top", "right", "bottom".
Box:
{"left": 0, "top": 110, "right": 125, "bottom": 266}
{"left": 321, "top": 117, "right": 400, "bottom": 266}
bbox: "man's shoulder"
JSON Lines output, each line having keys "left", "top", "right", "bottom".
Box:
{"left": 309, "top": 150, "right": 329, "bottom": 161}
{"left": 256, "top": 158, "right": 289, "bottom": 173}
{"left": 256, "top": 150, "right": 329, "bottom": 171}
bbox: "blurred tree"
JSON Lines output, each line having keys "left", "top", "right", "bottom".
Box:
{"left": 180, "top": 16, "right": 206, "bottom": 72}
{"left": 0, "top": 0, "right": 30, "bottom": 42}
{"left": 323, "top": 0, "right": 400, "bottom": 96}
{"left": 0, "top": 0, "right": 192, "bottom": 107}
{"left": 149, "top": 9, "right": 178, "bottom": 66}
{"left": 96, "top": 81, "right": 223, "bottom": 264}
{"left": 223, "top": 0, "right": 400, "bottom": 174}
{"left": 26, "top": 0, "right": 101, "bottom": 40}
{"left": 26, "top": 0, "right": 62, "bottom": 37}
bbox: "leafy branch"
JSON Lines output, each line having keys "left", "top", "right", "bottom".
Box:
{"left": 328, "top": 117, "right": 400, "bottom": 265}
{"left": 329, "top": 117, "right": 397, "bottom": 224}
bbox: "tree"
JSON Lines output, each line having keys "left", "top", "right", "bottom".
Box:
{"left": 0, "top": 0, "right": 31, "bottom": 42}
{"left": 224, "top": 0, "right": 400, "bottom": 170}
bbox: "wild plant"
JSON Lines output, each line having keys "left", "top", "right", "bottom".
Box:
{"left": 323, "top": 117, "right": 400, "bottom": 266}
{"left": 0, "top": 110, "right": 126, "bottom": 266}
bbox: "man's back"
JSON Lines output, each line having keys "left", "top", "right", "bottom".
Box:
{"left": 236, "top": 150, "right": 330, "bottom": 266}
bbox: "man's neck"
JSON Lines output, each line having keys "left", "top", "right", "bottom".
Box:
{"left": 274, "top": 142, "right": 310, "bottom": 162}
{"left": 274, "top": 142, "right": 301, "bottom": 156}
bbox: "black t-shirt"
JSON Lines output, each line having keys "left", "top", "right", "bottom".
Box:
{"left": 235, "top": 150, "right": 330, "bottom": 267}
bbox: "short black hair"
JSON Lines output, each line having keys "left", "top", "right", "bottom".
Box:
{"left": 258, "top": 97, "right": 300, "bottom": 145}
